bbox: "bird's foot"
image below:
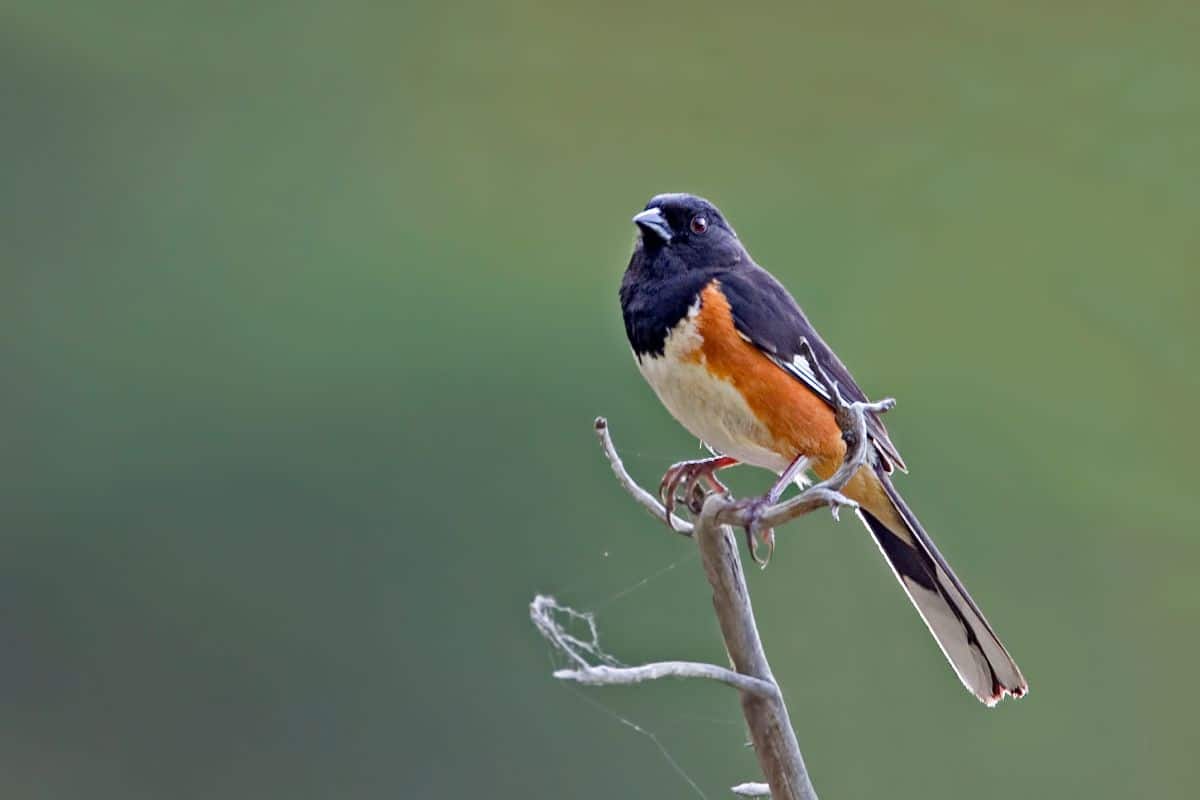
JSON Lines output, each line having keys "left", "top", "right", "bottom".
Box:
{"left": 733, "top": 496, "right": 776, "bottom": 568}
{"left": 659, "top": 456, "right": 738, "bottom": 525}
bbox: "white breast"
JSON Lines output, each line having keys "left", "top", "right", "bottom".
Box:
{"left": 635, "top": 305, "right": 792, "bottom": 474}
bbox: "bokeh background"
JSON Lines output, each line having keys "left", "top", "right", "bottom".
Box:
{"left": 3, "top": 2, "right": 1198, "bottom": 797}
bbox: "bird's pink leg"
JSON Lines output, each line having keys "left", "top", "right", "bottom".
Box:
{"left": 767, "top": 454, "right": 810, "bottom": 504}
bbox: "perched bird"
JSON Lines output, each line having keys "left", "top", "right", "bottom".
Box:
{"left": 619, "top": 193, "right": 1027, "bottom": 706}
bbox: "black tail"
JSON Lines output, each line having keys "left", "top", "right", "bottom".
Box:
{"left": 858, "top": 470, "right": 1027, "bottom": 706}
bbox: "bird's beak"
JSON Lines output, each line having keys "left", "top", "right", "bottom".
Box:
{"left": 632, "top": 207, "right": 673, "bottom": 243}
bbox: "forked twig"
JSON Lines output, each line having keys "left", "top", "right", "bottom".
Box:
{"left": 534, "top": 386, "right": 894, "bottom": 799}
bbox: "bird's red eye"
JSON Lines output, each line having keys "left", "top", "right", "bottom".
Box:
{"left": 690, "top": 216, "right": 709, "bottom": 234}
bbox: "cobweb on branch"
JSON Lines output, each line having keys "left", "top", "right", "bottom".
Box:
{"left": 530, "top": 595, "right": 625, "bottom": 671}
{"left": 532, "top": 594, "right": 711, "bottom": 799}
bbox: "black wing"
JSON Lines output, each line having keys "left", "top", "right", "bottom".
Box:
{"left": 717, "top": 265, "right": 907, "bottom": 473}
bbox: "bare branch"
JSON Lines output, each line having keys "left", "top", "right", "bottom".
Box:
{"left": 595, "top": 398, "right": 894, "bottom": 540}
{"left": 595, "top": 417, "right": 694, "bottom": 535}
{"left": 554, "top": 662, "right": 778, "bottom": 698}
{"left": 692, "top": 495, "right": 818, "bottom": 800}
{"left": 538, "top": 397, "right": 897, "bottom": 798}
{"left": 531, "top": 593, "right": 776, "bottom": 696}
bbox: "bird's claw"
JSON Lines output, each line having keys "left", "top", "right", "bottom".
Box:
{"left": 686, "top": 481, "right": 708, "bottom": 514}
{"left": 736, "top": 497, "right": 776, "bottom": 568}
{"left": 659, "top": 457, "right": 734, "bottom": 525}
{"left": 824, "top": 490, "right": 856, "bottom": 521}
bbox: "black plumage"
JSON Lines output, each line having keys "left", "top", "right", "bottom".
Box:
{"left": 620, "top": 193, "right": 904, "bottom": 472}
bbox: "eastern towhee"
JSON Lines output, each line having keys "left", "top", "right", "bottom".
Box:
{"left": 619, "top": 193, "right": 1027, "bottom": 706}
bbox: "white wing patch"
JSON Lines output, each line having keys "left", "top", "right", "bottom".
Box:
{"left": 733, "top": 326, "right": 833, "bottom": 403}
{"left": 789, "top": 351, "right": 817, "bottom": 383}
{"left": 767, "top": 352, "right": 833, "bottom": 403}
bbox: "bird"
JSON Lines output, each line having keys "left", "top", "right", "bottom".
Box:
{"left": 619, "top": 192, "right": 1027, "bottom": 706}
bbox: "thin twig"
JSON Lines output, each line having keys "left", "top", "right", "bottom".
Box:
{"left": 532, "top": 594, "right": 776, "bottom": 697}
{"left": 594, "top": 417, "right": 694, "bottom": 535}
{"left": 554, "top": 662, "right": 779, "bottom": 698}
{"left": 596, "top": 399, "right": 892, "bottom": 541}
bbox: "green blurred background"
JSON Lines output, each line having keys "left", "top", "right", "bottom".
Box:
{"left": 2, "top": 2, "right": 1197, "bottom": 797}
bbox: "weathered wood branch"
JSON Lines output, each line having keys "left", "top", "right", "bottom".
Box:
{"left": 531, "top": 389, "right": 892, "bottom": 799}
{"left": 553, "top": 661, "right": 778, "bottom": 697}
{"left": 692, "top": 491, "right": 815, "bottom": 799}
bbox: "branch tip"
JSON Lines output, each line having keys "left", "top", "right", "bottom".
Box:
{"left": 594, "top": 417, "right": 694, "bottom": 535}
{"left": 853, "top": 396, "right": 895, "bottom": 415}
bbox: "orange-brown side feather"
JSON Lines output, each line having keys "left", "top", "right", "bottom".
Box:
{"left": 688, "top": 282, "right": 842, "bottom": 461}
{"left": 689, "top": 281, "right": 899, "bottom": 525}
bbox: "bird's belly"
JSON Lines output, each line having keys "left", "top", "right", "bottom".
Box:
{"left": 636, "top": 350, "right": 792, "bottom": 474}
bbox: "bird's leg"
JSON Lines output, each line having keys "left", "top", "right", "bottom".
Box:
{"left": 767, "top": 454, "right": 811, "bottom": 505}
{"left": 659, "top": 455, "right": 738, "bottom": 525}
{"left": 740, "top": 454, "right": 810, "bottom": 568}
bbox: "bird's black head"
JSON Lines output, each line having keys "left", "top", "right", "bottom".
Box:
{"left": 630, "top": 193, "right": 745, "bottom": 278}
{"left": 621, "top": 194, "right": 746, "bottom": 356}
